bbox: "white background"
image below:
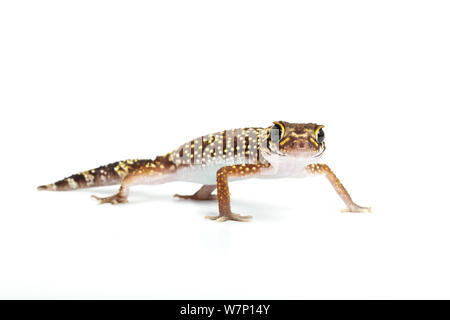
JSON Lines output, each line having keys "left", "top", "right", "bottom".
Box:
{"left": 1, "top": 1, "right": 449, "bottom": 299}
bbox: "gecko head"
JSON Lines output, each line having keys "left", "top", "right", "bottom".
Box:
{"left": 265, "top": 121, "right": 326, "bottom": 159}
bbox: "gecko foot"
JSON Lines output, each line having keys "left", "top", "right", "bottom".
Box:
{"left": 174, "top": 194, "right": 217, "bottom": 201}
{"left": 205, "top": 213, "right": 253, "bottom": 222}
{"left": 341, "top": 204, "right": 372, "bottom": 213}
{"left": 91, "top": 194, "right": 128, "bottom": 205}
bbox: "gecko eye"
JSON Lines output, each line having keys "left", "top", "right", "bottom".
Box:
{"left": 317, "top": 128, "right": 325, "bottom": 144}
{"left": 270, "top": 123, "right": 283, "bottom": 142}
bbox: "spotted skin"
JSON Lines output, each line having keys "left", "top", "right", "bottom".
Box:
{"left": 168, "top": 127, "right": 268, "bottom": 168}
{"left": 38, "top": 160, "right": 139, "bottom": 191}
{"left": 37, "top": 157, "right": 175, "bottom": 192}
{"left": 38, "top": 121, "right": 370, "bottom": 221}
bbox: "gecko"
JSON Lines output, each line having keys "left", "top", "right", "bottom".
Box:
{"left": 38, "top": 121, "right": 371, "bottom": 222}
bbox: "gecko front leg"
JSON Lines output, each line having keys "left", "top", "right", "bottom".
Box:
{"left": 306, "top": 164, "right": 371, "bottom": 213}
{"left": 174, "top": 185, "right": 217, "bottom": 200}
{"left": 206, "top": 163, "right": 271, "bottom": 222}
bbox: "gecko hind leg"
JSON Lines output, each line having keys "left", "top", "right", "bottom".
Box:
{"left": 91, "top": 174, "right": 135, "bottom": 205}
{"left": 90, "top": 156, "right": 176, "bottom": 205}
{"left": 91, "top": 183, "right": 129, "bottom": 204}
{"left": 174, "top": 185, "right": 217, "bottom": 201}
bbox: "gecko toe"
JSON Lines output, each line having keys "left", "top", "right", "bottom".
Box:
{"left": 91, "top": 194, "right": 128, "bottom": 205}
{"left": 174, "top": 194, "right": 217, "bottom": 201}
{"left": 205, "top": 213, "right": 253, "bottom": 222}
{"left": 231, "top": 213, "right": 253, "bottom": 222}
{"left": 341, "top": 205, "right": 372, "bottom": 213}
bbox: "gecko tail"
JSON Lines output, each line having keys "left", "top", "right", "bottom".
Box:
{"left": 37, "top": 159, "right": 148, "bottom": 191}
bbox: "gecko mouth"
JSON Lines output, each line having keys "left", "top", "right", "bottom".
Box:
{"left": 314, "top": 144, "right": 326, "bottom": 158}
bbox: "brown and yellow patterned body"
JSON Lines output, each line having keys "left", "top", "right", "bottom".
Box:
{"left": 38, "top": 121, "right": 370, "bottom": 221}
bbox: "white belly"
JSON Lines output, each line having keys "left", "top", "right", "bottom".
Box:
{"left": 260, "top": 156, "right": 318, "bottom": 179}
{"left": 174, "top": 155, "right": 319, "bottom": 185}
{"left": 175, "top": 164, "right": 226, "bottom": 185}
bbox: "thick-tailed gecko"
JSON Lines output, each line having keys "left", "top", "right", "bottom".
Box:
{"left": 38, "top": 121, "right": 370, "bottom": 221}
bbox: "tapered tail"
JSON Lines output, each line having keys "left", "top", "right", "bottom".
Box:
{"left": 37, "top": 159, "right": 148, "bottom": 191}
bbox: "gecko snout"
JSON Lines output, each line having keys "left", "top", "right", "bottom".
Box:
{"left": 293, "top": 140, "right": 306, "bottom": 149}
